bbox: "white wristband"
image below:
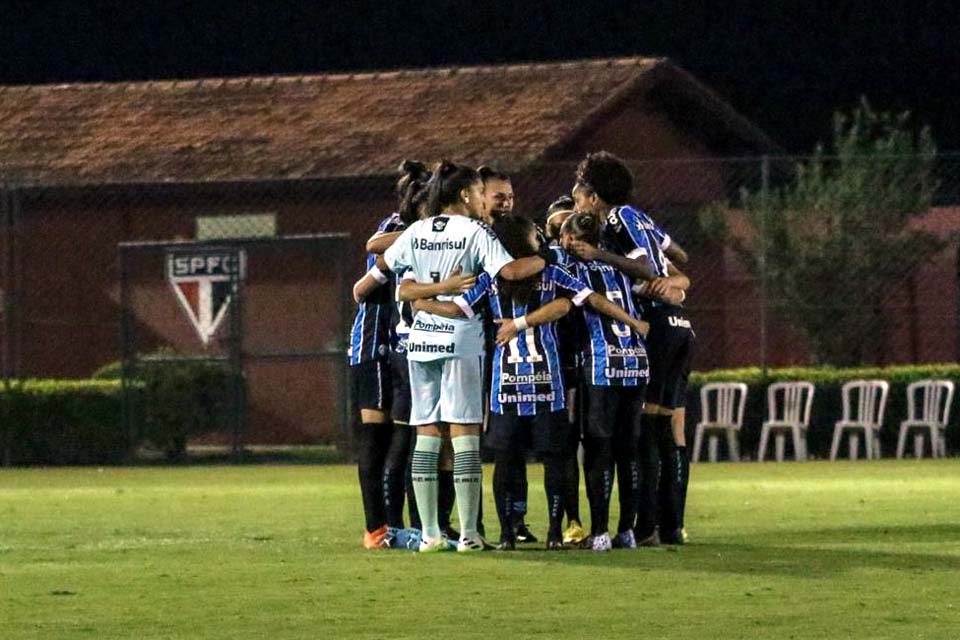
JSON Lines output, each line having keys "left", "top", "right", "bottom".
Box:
{"left": 369, "top": 266, "right": 388, "bottom": 284}
{"left": 514, "top": 315, "right": 529, "bottom": 331}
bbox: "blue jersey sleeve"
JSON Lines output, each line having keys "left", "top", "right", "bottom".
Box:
{"left": 546, "top": 265, "right": 593, "bottom": 307}
{"left": 453, "top": 272, "right": 493, "bottom": 319}
{"left": 605, "top": 206, "right": 656, "bottom": 260}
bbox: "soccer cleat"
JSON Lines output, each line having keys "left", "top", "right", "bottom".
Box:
{"left": 681, "top": 528, "right": 689, "bottom": 543}
{"left": 546, "top": 534, "right": 564, "bottom": 551}
{"left": 515, "top": 523, "right": 538, "bottom": 544}
{"left": 562, "top": 520, "right": 586, "bottom": 545}
{"left": 457, "top": 535, "right": 489, "bottom": 553}
{"left": 591, "top": 532, "right": 612, "bottom": 552}
{"left": 635, "top": 528, "right": 661, "bottom": 548}
{"left": 443, "top": 525, "right": 461, "bottom": 541}
{"left": 660, "top": 528, "right": 685, "bottom": 546}
{"left": 387, "top": 528, "right": 422, "bottom": 550}
{"left": 612, "top": 530, "right": 637, "bottom": 549}
{"left": 495, "top": 538, "right": 516, "bottom": 551}
{"left": 362, "top": 525, "right": 390, "bottom": 550}
{"left": 418, "top": 534, "right": 453, "bottom": 553}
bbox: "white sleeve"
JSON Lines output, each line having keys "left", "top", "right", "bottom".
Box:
{"left": 383, "top": 226, "right": 415, "bottom": 272}
{"left": 474, "top": 228, "right": 514, "bottom": 278}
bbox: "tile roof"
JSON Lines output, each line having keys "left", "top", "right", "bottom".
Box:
{"left": 0, "top": 57, "right": 776, "bottom": 186}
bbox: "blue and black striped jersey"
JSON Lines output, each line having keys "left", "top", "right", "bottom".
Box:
{"left": 601, "top": 205, "right": 676, "bottom": 316}
{"left": 348, "top": 213, "right": 405, "bottom": 365}
{"left": 566, "top": 258, "right": 649, "bottom": 387}
{"left": 455, "top": 265, "right": 592, "bottom": 415}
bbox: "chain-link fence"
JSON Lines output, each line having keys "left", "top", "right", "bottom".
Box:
{"left": 0, "top": 153, "right": 957, "bottom": 451}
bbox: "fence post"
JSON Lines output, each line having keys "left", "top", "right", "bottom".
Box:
{"left": 0, "top": 185, "right": 10, "bottom": 467}
{"left": 759, "top": 155, "right": 770, "bottom": 376}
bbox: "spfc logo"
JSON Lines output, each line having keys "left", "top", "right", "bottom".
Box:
{"left": 166, "top": 249, "right": 246, "bottom": 345}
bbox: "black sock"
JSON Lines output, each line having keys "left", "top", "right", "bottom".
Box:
{"left": 615, "top": 443, "right": 639, "bottom": 534}
{"left": 658, "top": 419, "right": 684, "bottom": 535}
{"left": 561, "top": 426, "right": 582, "bottom": 524}
{"left": 382, "top": 425, "right": 411, "bottom": 528}
{"left": 678, "top": 445, "right": 689, "bottom": 529}
{"left": 511, "top": 448, "right": 528, "bottom": 524}
{"left": 438, "top": 469, "right": 455, "bottom": 530}
{"left": 493, "top": 450, "right": 515, "bottom": 542}
{"left": 542, "top": 453, "right": 564, "bottom": 540}
{"left": 635, "top": 414, "right": 661, "bottom": 538}
{"left": 584, "top": 437, "right": 613, "bottom": 536}
{"left": 356, "top": 422, "right": 390, "bottom": 533}
{"left": 405, "top": 431, "right": 421, "bottom": 530}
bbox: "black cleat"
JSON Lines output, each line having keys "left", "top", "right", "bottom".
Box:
{"left": 660, "top": 528, "right": 685, "bottom": 545}
{"left": 515, "top": 523, "right": 538, "bottom": 544}
{"left": 495, "top": 537, "right": 516, "bottom": 551}
{"left": 634, "top": 527, "right": 661, "bottom": 547}
{"left": 546, "top": 536, "right": 565, "bottom": 551}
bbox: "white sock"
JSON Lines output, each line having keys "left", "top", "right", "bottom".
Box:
{"left": 411, "top": 435, "right": 441, "bottom": 541}
{"left": 452, "top": 435, "right": 482, "bottom": 539}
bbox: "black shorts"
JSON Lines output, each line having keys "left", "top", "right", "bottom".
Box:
{"left": 486, "top": 410, "right": 568, "bottom": 455}
{"left": 584, "top": 385, "right": 645, "bottom": 444}
{"left": 644, "top": 308, "right": 695, "bottom": 410}
{"left": 389, "top": 350, "right": 411, "bottom": 424}
{"left": 351, "top": 359, "right": 391, "bottom": 412}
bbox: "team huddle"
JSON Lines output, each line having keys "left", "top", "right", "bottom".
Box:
{"left": 348, "top": 152, "right": 695, "bottom": 552}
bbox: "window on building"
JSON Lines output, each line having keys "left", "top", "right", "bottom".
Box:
{"left": 196, "top": 213, "right": 277, "bottom": 240}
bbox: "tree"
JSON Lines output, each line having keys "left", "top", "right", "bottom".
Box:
{"left": 727, "top": 99, "right": 942, "bottom": 365}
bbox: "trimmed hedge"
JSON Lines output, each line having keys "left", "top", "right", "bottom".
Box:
{"left": 95, "top": 357, "right": 240, "bottom": 461}
{"left": 686, "top": 364, "right": 960, "bottom": 460}
{"left": 0, "top": 380, "right": 127, "bottom": 465}
{"left": 2, "top": 359, "right": 240, "bottom": 465}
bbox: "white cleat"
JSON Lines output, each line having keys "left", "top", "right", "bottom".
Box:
{"left": 457, "top": 535, "right": 488, "bottom": 553}
{"left": 418, "top": 535, "right": 452, "bottom": 553}
{"left": 591, "top": 532, "right": 612, "bottom": 552}
{"left": 612, "top": 530, "right": 637, "bottom": 549}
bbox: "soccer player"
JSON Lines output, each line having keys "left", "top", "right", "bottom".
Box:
{"left": 381, "top": 160, "right": 547, "bottom": 552}
{"left": 541, "top": 195, "right": 586, "bottom": 544}
{"left": 570, "top": 151, "right": 693, "bottom": 546}
{"left": 354, "top": 162, "right": 460, "bottom": 542}
{"left": 348, "top": 164, "right": 417, "bottom": 549}
{"left": 478, "top": 165, "right": 515, "bottom": 224}
{"left": 413, "top": 215, "right": 648, "bottom": 549}
{"left": 550, "top": 212, "right": 650, "bottom": 551}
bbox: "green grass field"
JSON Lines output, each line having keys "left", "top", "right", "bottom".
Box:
{"left": 1, "top": 460, "right": 959, "bottom": 639}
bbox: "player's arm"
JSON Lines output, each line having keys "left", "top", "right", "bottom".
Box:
{"left": 497, "top": 255, "right": 546, "bottom": 281}
{"left": 584, "top": 292, "right": 648, "bottom": 337}
{"left": 568, "top": 240, "right": 658, "bottom": 281}
{"left": 366, "top": 231, "right": 403, "bottom": 255}
{"left": 352, "top": 265, "right": 390, "bottom": 304}
{"left": 397, "top": 267, "right": 477, "bottom": 301}
{"left": 664, "top": 240, "right": 689, "bottom": 265}
{"left": 494, "top": 298, "right": 573, "bottom": 346}
{"left": 412, "top": 298, "right": 464, "bottom": 318}
{"left": 640, "top": 264, "right": 690, "bottom": 304}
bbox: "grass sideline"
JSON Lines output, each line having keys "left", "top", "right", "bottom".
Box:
{"left": 1, "top": 461, "right": 958, "bottom": 639}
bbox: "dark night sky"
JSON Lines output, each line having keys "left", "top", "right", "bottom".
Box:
{"left": 2, "top": 0, "right": 958, "bottom": 153}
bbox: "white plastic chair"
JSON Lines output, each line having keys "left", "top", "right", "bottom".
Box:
{"left": 896, "top": 380, "right": 954, "bottom": 459}
{"left": 693, "top": 382, "right": 748, "bottom": 462}
{"left": 829, "top": 380, "right": 889, "bottom": 461}
{"left": 758, "top": 381, "right": 815, "bottom": 462}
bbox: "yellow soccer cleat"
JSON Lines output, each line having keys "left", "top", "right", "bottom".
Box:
{"left": 562, "top": 520, "right": 586, "bottom": 545}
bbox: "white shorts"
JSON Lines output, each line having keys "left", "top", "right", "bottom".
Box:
{"left": 408, "top": 356, "right": 485, "bottom": 426}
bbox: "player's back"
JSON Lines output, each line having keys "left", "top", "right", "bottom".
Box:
{"left": 568, "top": 258, "right": 648, "bottom": 386}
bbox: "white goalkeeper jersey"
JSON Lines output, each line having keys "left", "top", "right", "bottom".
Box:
{"left": 383, "top": 214, "right": 513, "bottom": 362}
